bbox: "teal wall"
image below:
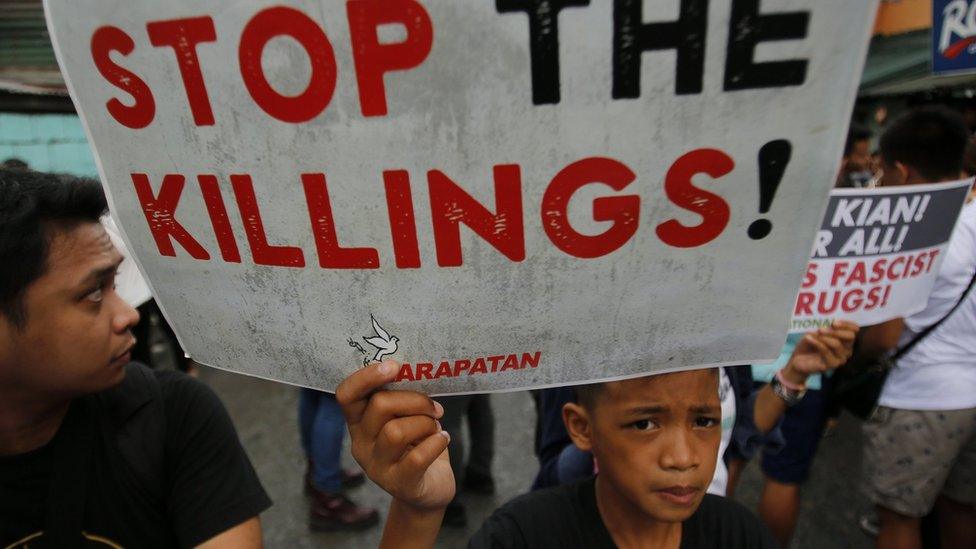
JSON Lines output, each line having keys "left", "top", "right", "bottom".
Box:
{"left": 0, "top": 112, "right": 98, "bottom": 176}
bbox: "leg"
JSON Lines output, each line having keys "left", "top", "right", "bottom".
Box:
{"left": 465, "top": 394, "right": 494, "bottom": 479}
{"left": 877, "top": 506, "right": 922, "bottom": 549}
{"left": 438, "top": 395, "right": 472, "bottom": 527}
{"left": 725, "top": 457, "right": 746, "bottom": 498}
{"left": 758, "top": 478, "right": 801, "bottom": 548}
{"left": 936, "top": 495, "right": 976, "bottom": 548}
{"left": 937, "top": 407, "right": 976, "bottom": 548}
{"left": 438, "top": 395, "right": 471, "bottom": 484}
{"left": 298, "top": 388, "right": 321, "bottom": 459}
{"left": 863, "top": 408, "right": 969, "bottom": 549}
{"left": 757, "top": 385, "right": 831, "bottom": 547}
{"left": 307, "top": 392, "right": 378, "bottom": 530}
{"left": 309, "top": 392, "right": 344, "bottom": 493}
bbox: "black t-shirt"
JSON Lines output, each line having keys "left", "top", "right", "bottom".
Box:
{"left": 470, "top": 476, "right": 775, "bottom": 548}
{"left": 0, "top": 365, "right": 271, "bottom": 548}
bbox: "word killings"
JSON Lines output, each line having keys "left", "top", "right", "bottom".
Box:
{"left": 133, "top": 147, "right": 760, "bottom": 270}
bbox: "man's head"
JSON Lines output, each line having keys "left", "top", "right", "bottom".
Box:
{"left": 836, "top": 125, "right": 872, "bottom": 187}
{"left": 565, "top": 368, "right": 721, "bottom": 523}
{"left": 878, "top": 107, "right": 969, "bottom": 186}
{"left": 0, "top": 170, "right": 139, "bottom": 398}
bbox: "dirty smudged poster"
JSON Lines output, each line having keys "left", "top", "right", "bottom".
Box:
{"left": 45, "top": 0, "right": 879, "bottom": 393}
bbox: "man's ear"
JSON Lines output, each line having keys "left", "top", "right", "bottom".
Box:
{"left": 894, "top": 161, "right": 912, "bottom": 184}
{"left": 0, "top": 316, "right": 16, "bottom": 373}
{"left": 562, "top": 402, "right": 594, "bottom": 452}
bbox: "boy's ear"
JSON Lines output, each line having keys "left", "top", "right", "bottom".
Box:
{"left": 562, "top": 402, "right": 594, "bottom": 452}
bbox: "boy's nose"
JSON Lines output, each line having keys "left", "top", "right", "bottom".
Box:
{"left": 659, "top": 429, "right": 698, "bottom": 471}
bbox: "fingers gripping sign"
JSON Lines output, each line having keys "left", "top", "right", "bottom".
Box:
{"left": 336, "top": 360, "right": 455, "bottom": 510}
{"left": 788, "top": 320, "right": 859, "bottom": 379}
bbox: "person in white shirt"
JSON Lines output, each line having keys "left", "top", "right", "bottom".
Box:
{"left": 858, "top": 107, "right": 976, "bottom": 549}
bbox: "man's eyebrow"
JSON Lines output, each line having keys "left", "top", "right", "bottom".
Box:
{"left": 79, "top": 257, "right": 124, "bottom": 286}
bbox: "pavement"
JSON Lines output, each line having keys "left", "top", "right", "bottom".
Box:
{"left": 196, "top": 364, "right": 876, "bottom": 549}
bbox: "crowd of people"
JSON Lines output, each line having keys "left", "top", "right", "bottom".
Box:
{"left": 1, "top": 104, "right": 974, "bottom": 548}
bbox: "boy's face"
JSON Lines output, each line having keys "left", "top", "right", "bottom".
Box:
{"left": 0, "top": 221, "right": 140, "bottom": 398}
{"left": 565, "top": 369, "right": 721, "bottom": 523}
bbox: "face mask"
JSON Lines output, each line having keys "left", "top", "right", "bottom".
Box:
{"left": 846, "top": 170, "right": 873, "bottom": 188}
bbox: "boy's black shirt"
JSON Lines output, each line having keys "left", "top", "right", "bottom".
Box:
{"left": 0, "top": 364, "right": 271, "bottom": 548}
{"left": 470, "top": 476, "right": 775, "bottom": 548}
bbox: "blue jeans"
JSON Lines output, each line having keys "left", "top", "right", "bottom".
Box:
{"left": 556, "top": 444, "right": 594, "bottom": 483}
{"left": 299, "top": 389, "right": 345, "bottom": 493}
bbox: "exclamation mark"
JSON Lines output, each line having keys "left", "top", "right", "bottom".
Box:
{"left": 893, "top": 225, "right": 909, "bottom": 252}
{"left": 881, "top": 284, "right": 892, "bottom": 307}
{"left": 914, "top": 194, "right": 930, "bottom": 222}
{"left": 748, "top": 139, "right": 792, "bottom": 240}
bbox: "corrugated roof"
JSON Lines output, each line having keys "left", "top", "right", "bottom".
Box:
{"left": 0, "top": 0, "right": 65, "bottom": 92}
{"left": 0, "top": 1, "right": 57, "bottom": 69}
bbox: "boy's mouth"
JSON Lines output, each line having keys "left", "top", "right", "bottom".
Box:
{"left": 655, "top": 485, "right": 700, "bottom": 506}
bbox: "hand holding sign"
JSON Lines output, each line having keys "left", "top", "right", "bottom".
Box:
{"left": 337, "top": 361, "right": 454, "bottom": 510}
{"left": 783, "top": 320, "right": 858, "bottom": 386}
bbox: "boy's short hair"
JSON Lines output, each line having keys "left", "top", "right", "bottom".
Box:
{"left": 0, "top": 169, "right": 107, "bottom": 327}
{"left": 575, "top": 382, "right": 605, "bottom": 410}
{"left": 879, "top": 106, "right": 969, "bottom": 181}
{"left": 575, "top": 369, "right": 720, "bottom": 410}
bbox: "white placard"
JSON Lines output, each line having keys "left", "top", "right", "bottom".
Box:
{"left": 791, "top": 180, "right": 973, "bottom": 332}
{"left": 45, "top": 0, "right": 878, "bottom": 393}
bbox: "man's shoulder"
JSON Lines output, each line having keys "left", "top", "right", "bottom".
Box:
{"left": 93, "top": 363, "right": 218, "bottom": 421}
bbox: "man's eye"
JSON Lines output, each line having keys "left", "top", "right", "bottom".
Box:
{"left": 631, "top": 419, "right": 657, "bottom": 431}
{"left": 695, "top": 416, "right": 720, "bottom": 428}
{"left": 85, "top": 288, "right": 104, "bottom": 303}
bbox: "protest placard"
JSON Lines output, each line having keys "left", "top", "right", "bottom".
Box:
{"left": 45, "top": 0, "right": 878, "bottom": 393}
{"left": 791, "top": 179, "right": 973, "bottom": 333}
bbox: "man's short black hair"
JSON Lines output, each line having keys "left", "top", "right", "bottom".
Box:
{"left": 843, "top": 125, "right": 871, "bottom": 157}
{"left": 879, "top": 106, "right": 969, "bottom": 181}
{"left": 0, "top": 169, "right": 107, "bottom": 327}
{"left": 963, "top": 137, "right": 976, "bottom": 177}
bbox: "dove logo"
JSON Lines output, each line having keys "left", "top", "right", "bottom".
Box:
{"left": 349, "top": 315, "right": 399, "bottom": 367}
{"left": 938, "top": 1, "right": 976, "bottom": 65}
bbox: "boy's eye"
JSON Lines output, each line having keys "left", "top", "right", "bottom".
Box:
{"left": 631, "top": 419, "right": 658, "bottom": 431}
{"left": 695, "top": 416, "right": 720, "bottom": 428}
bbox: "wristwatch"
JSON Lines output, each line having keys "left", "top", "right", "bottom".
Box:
{"left": 770, "top": 373, "right": 807, "bottom": 406}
